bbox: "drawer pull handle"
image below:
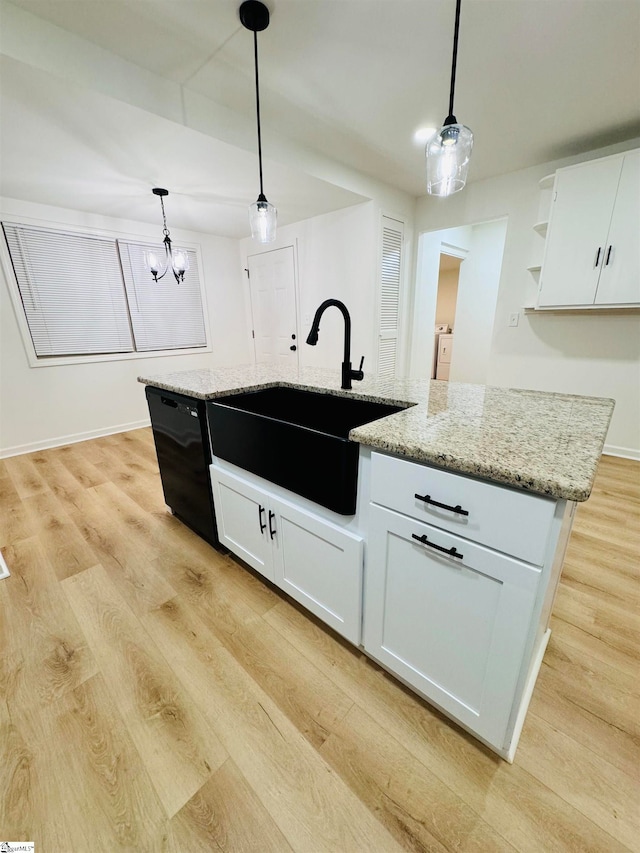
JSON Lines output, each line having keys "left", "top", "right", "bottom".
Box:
{"left": 412, "top": 533, "right": 463, "bottom": 559}
{"left": 258, "top": 504, "right": 267, "bottom": 534}
{"left": 268, "top": 510, "right": 276, "bottom": 540}
{"left": 414, "top": 493, "right": 469, "bottom": 516}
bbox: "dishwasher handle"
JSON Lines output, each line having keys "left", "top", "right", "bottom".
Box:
{"left": 161, "top": 396, "right": 178, "bottom": 408}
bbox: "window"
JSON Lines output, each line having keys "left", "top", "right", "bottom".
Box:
{"left": 2, "top": 221, "right": 208, "bottom": 364}
{"left": 118, "top": 241, "right": 206, "bottom": 352}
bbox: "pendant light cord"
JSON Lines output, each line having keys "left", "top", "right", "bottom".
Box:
{"left": 253, "top": 29, "right": 265, "bottom": 197}
{"left": 159, "top": 195, "right": 170, "bottom": 237}
{"left": 447, "top": 0, "right": 462, "bottom": 121}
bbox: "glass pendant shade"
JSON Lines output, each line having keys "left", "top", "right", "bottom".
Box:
{"left": 144, "top": 247, "right": 168, "bottom": 281}
{"left": 144, "top": 237, "right": 190, "bottom": 283}
{"left": 171, "top": 248, "right": 190, "bottom": 280}
{"left": 426, "top": 122, "right": 474, "bottom": 197}
{"left": 249, "top": 195, "right": 277, "bottom": 243}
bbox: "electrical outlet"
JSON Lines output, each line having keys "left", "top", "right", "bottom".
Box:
{"left": 509, "top": 312, "right": 520, "bottom": 327}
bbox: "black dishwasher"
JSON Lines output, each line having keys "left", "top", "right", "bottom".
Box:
{"left": 145, "top": 386, "right": 220, "bottom": 548}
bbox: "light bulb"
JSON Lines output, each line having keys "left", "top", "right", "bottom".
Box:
{"left": 426, "top": 123, "right": 473, "bottom": 197}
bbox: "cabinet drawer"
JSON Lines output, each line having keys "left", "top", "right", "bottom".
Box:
{"left": 370, "top": 451, "right": 556, "bottom": 565}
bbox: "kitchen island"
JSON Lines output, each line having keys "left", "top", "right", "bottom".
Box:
{"left": 138, "top": 365, "right": 614, "bottom": 760}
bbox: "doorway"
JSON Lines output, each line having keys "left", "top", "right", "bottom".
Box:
{"left": 433, "top": 253, "right": 463, "bottom": 380}
{"left": 247, "top": 246, "right": 299, "bottom": 366}
{"left": 410, "top": 219, "right": 508, "bottom": 384}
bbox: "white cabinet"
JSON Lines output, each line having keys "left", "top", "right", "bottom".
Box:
{"left": 593, "top": 151, "right": 640, "bottom": 305}
{"left": 364, "top": 451, "right": 566, "bottom": 756}
{"left": 363, "top": 504, "right": 540, "bottom": 747}
{"left": 211, "top": 464, "right": 364, "bottom": 644}
{"left": 537, "top": 149, "right": 640, "bottom": 309}
{"left": 370, "top": 449, "right": 556, "bottom": 565}
{"left": 211, "top": 465, "right": 276, "bottom": 582}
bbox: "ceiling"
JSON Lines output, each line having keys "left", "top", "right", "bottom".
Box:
{"left": 2, "top": 0, "right": 640, "bottom": 230}
{"left": 0, "top": 56, "right": 365, "bottom": 237}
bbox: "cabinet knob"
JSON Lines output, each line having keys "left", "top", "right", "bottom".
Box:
{"left": 290, "top": 345, "right": 297, "bottom": 351}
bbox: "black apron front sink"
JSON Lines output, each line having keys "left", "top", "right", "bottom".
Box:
{"left": 207, "top": 386, "right": 405, "bottom": 515}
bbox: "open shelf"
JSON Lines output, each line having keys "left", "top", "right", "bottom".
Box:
{"left": 526, "top": 265, "right": 542, "bottom": 273}
{"left": 533, "top": 221, "right": 548, "bottom": 237}
{"left": 538, "top": 174, "right": 555, "bottom": 190}
{"left": 524, "top": 305, "right": 640, "bottom": 316}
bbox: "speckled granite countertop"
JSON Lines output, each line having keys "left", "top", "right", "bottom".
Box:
{"left": 138, "top": 365, "right": 614, "bottom": 502}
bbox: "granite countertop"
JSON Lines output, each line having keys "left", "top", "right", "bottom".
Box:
{"left": 138, "top": 365, "right": 614, "bottom": 502}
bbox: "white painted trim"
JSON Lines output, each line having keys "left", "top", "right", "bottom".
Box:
{"left": 440, "top": 242, "right": 469, "bottom": 260}
{"left": 0, "top": 551, "right": 10, "bottom": 580}
{"left": 0, "top": 419, "right": 150, "bottom": 459}
{"left": 603, "top": 444, "right": 640, "bottom": 461}
{"left": 505, "top": 628, "right": 551, "bottom": 764}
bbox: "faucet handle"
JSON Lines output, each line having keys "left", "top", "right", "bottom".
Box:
{"left": 352, "top": 355, "right": 365, "bottom": 382}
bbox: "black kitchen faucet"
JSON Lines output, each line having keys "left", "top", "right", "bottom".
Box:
{"left": 306, "top": 299, "right": 364, "bottom": 390}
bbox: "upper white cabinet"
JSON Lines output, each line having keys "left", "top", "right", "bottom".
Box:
{"left": 537, "top": 149, "right": 639, "bottom": 309}
{"left": 593, "top": 151, "right": 640, "bottom": 306}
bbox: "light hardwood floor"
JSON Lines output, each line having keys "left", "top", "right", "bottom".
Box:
{"left": 1, "top": 431, "right": 638, "bottom": 852}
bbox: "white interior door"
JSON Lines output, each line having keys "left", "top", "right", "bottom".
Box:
{"left": 248, "top": 246, "right": 298, "bottom": 365}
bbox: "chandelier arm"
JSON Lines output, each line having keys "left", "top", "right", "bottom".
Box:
{"left": 253, "top": 29, "right": 265, "bottom": 197}
{"left": 447, "top": 0, "right": 462, "bottom": 121}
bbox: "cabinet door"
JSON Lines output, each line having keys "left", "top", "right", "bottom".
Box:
{"left": 210, "top": 465, "right": 274, "bottom": 582}
{"left": 594, "top": 150, "right": 640, "bottom": 306}
{"left": 538, "top": 156, "right": 623, "bottom": 307}
{"left": 272, "top": 497, "right": 364, "bottom": 644}
{"left": 363, "top": 505, "right": 540, "bottom": 749}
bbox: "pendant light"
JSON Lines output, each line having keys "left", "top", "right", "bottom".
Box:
{"left": 426, "top": 0, "right": 473, "bottom": 197}
{"left": 145, "top": 188, "right": 190, "bottom": 283}
{"left": 240, "top": 0, "right": 277, "bottom": 243}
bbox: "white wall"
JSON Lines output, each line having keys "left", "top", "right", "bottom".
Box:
{"left": 450, "top": 219, "right": 507, "bottom": 385}
{"left": 240, "top": 200, "right": 413, "bottom": 378}
{"left": 0, "top": 197, "right": 249, "bottom": 456}
{"left": 435, "top": 267, "right": 459, "bottom": 329}
{"left": 413, "top": 139, "right": 640, "bottom": 457}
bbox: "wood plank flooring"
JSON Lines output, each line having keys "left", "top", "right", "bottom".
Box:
{"left": 1, "top": 430, "right": 638, "bottom": 852}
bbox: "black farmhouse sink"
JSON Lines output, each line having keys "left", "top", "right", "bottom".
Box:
{"left": 207, "top": 386, "right": 405, "bottom": 514}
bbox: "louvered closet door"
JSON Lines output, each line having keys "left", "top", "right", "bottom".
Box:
{"left": 378, "top": 217, "right": 404, "bottom": 378}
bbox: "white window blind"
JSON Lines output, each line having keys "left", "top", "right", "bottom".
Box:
{"left": 117, "top": 241, "right": 206, "bottom": 352}
{"left": 2, "top": 222, "right": 134, "bottom": 357}
{"left": 378, "top": 217, "right": 404, "bottom": 378}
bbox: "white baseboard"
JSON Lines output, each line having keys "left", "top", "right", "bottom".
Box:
{"left": 603, "top": 444, "right": 640, "bottom": 461}
{"left": 0, "top": 419, "right": 151, "bottom": 459}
